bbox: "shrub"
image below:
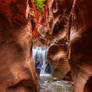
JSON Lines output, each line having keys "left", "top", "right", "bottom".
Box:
{"left": 35, "top": 0, "right": 46, "bottom": 13}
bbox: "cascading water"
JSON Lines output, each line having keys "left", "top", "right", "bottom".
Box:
{"left": 32, "top": 46, "right": 73, "bottom": 92}
{"left": 32, "top": 46, "right": 52, "bottom": 76}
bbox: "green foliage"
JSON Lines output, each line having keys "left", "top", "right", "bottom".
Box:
{"left": 34, "top": 0, "right": 46, "bottom": 13}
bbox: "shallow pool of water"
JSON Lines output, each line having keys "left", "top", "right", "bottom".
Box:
{"left": 39, "top": 76, "right": 73, "bottom": 92}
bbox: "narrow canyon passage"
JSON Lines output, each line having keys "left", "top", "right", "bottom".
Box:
{"left": 0, "top": 0, "right": 92, "bottom": 92}
{"left": 32, "top": 46, "right": 73, "bottom": 92}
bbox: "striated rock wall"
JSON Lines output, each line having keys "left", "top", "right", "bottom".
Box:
{"left": 0, "top": 0, "right": 39, "bottom": 92}
{"left": 30, "top": 0, "right": 73, "bottom": 78}
{"left": 69, "top": 0, "right": 92, "bottom": 92}
{"left": 48, "top": 42, "right": 70, "bottom": 78}
{"left": 47, "top": 0, "right": 73, "bottom": 78}
{"left": 39, "top": 0, "right": 92, "bottom": 91}
{"left": 47, "top": 0, "right": 92, "bottom": 91}
{"left": 31, "top": 0, "right": 92, "bottom": 92}
{"left": 2, "top": 0, "right": 92, "bottom": 92}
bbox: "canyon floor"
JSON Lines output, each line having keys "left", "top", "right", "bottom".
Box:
{"left": 39, "top": 75, "right": 73, "bottom": 92}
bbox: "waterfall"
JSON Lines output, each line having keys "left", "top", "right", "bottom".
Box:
{"left": 32, "top": 47, "right": 73, "bottom": 92}
{"left": 32, "top": 46, "right": 52, "bottom": 76}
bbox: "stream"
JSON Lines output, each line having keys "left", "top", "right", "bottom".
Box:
{"left": 32, "top": 47, "right": 73, "bottom": 92}
{"left": 40, "top": 76, "right": 73, "bottom": 92}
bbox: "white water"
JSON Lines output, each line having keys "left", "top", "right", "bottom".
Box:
{"left": 32, "top": 46, "right": 73, "bottom": 92}
{"left": 32, "top": 46, "right": 52, "bottom": 75}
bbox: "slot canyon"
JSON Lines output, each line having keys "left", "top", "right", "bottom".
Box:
{"left": 0, "top": 0, "right": 92, "bottom": 92}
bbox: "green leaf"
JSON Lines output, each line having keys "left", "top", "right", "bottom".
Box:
{"left": 34, "top": 0, "right": 46, "bottom": 14}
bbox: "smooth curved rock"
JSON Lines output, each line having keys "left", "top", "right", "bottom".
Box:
{"left": 69, "top": 0, "right": 92, "bottom": 92}
{"left": 31, "top": 0, "right": 72, "bottom": 79}
{"left": 0, "top": 0, "right": 39, "bottom": 92}
{"left": 48, "top": 42, "right": 70, "bottom": 78}
{"left": 47, "top": 0, "right": 72, "bottom": 78}
{"left": 47, "top": 0, "right": 92, "bottom": 91}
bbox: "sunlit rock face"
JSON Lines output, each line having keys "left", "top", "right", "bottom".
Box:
{"left": 30, "top": 0, "right": 72, "bottom": 78}
{"left": 70, "top": 0, "right": 92, "bottom": 92}
{"left": 47, "top": 0, "right": 73, "bottom": 78}
{"left": 0, "top": 0, "right": 39, "bottom": 92}
{"left": 48, "top": 0, "right": 92, "bottom": 91}
{"left": 48, "top": 40, "right": 70, "bottom": 78}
